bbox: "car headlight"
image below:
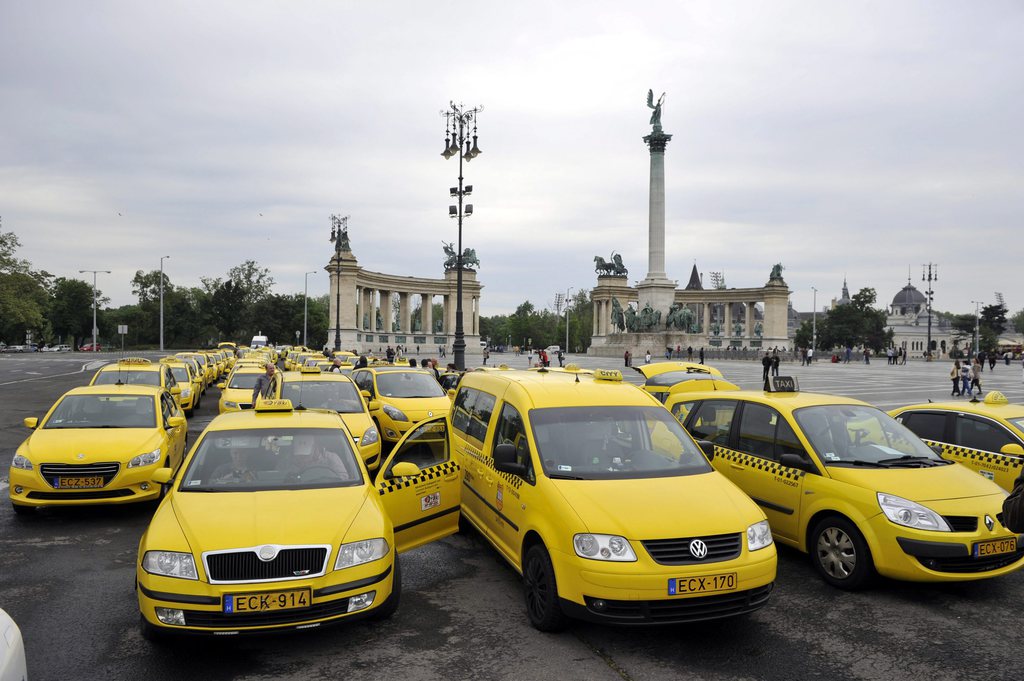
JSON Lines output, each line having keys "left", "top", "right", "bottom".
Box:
{"left": 360, "top": 427, "right": 380, "bottom": 446}
{"left": 142, "top": 551, "right": 199, "bottom": 580}
{"left": 11, "top": 454, "right": 32, "bottom": 470}
{"left": 572, "top": 533, "right": 637, "bottom": 562}
{"left": 877, "top": 492, "right": 951, "bottom": 532}
{"left": 382, "top": 404, "right": 408, "bottom": 422}
{"left": 224, "top": 401, "right": 239, "bottom": 409}
{"left": 334, "top": 538, "right": 389, "bottom": 570}
{"left": 746, "top": 520, "right": 773, "bottom": 551}
{"left": 180, "top": 388, "right": 191, "bottom": 398}
{"left": 128, "top": 448, "right": 162, "bottom": 468}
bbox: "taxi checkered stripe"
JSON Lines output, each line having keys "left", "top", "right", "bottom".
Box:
{"left": 463, "top": 446, "right": 525, "bottom": 489}
{"left": 713, "top": 445, "right": 806, "bottom": 480}
{"left": 377, "top": 460, "right": 461, "bottom": 496}
{"left": 925, "top": 439, "right": 1023, "bottom": 470}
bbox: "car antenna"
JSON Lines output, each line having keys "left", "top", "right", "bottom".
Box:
{"left": 575, "top": 373, "right": 580, "bottom": 384}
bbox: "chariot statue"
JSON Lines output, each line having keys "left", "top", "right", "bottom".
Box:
{"left": 443, "top": 242, "right": 480, "bottom": 271}
{"left": 769, "top": 263, "right": 785, "bottom": 282}
{"left": 594, "top": 252, "right": 628, "bottom": 276}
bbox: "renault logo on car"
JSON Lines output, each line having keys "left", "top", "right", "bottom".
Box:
{"left": 985, "top": 515, "right": 995, "bottom": 531}
{"left": 689, "top": 538, "right": 708, "bottom": 559}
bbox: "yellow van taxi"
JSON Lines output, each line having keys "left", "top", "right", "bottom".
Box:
{"left": 218, "top": 366, "right": 279, "bottom": 414}
{"left": 160, "top": 357, "right": 202, "bottom": 415}
{"left": 136, "top": 399, "right": 452, "bottom": 638}
{"left": 281, "top": 367, "right": 382, "bottom": 471}
{"left": 90, "top": 357, "right": 184, "bottom": 408}
{"left": 428, "top": 366, "right": 775, "bottom": 630}
{"left": 631, "top": 361, "right": 736, "bottom": 404}
{"left": 891, "top": 392, "right": 1024, "bottom": 492}
{"left": 351, "top": 367, "right": 452, "bottom": 445}
{"left": 10, "top": 385, "right": 187, "bottom": 514}
{"left": 671, "top": 380, "right": 1024, "bottom": 588}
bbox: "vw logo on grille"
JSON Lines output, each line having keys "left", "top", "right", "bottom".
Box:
{"left": 257, "top": 545, "right": 278, "bottom": 562}
{"left": 689, "top": 539, "right": 708, "bottom": 560}
{"left": 985, "top": 515, "right": 995, "bottom": 531}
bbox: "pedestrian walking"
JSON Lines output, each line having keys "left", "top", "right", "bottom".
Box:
{"left": 887, "top": 347, "right": 893, "bottom": 365}
{"left": 645, "top": 350, "right": 652, "bottom": 364}
{"left": 687, "top": 346, "right": 693, "bottom": 361}
{"left": 761, "top": 352, "right": 771, "bottom": 389}
{"left": 771, "top": 352, "right": 780, "bottom": 377}
{"left": 971, "top": 359, "right": 983, "bottom": 396}
{"left": 961, "top": 362, "right": 972, "bottom": 396}
{"left": 864, "top": 348, "right": 870, "bottom": 364}
{"left": 624, "top": 350, "right": 630, "bottom": 367}
{"left": 807, "top": 347, "right": 814, "bottom": 364}
{"left": 989, "top": 353, "right": 997, "bottom": 371}
{"left": 950, "top": 360, "right": 962, "bottom": 396}
{"left": 698, "top": 347, "right": 704, "bottom": 365}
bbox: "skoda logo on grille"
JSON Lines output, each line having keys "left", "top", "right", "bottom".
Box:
{"left": 689, "top": 539, "right": 708, "bottom": 560}
{"left": 985, "top": 515, "right": 995, "bottom": 531}
{"left": 257, "top": 545, "right": 278, "bottom": 562}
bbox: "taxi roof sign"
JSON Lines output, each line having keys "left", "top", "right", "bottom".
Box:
{"left": 254, "top": 398, "right": 294, "bottom": 412}
{"left": 768, "top": 376, "right": 799, "bottom": 393}
{"left": 593, "top": 369, "right": 623, "bottom": 382}
{"left": 300, "top": 365, "right": 323, "bottom": 374}
{"left": 984, "top": 391, "right": 1009, "bottom": 406}
{"left": 117, "top": 357, "right": 152, "bottom": 366}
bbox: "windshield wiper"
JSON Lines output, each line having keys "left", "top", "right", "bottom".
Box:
{"left": 828, "top": 459, "right": 886, "bottom": 467}
{"left": 877, "top": 455, "right": 944, "bottom": 467}
{"left": 547, "top": 473, "right": 586, "bottom": 480}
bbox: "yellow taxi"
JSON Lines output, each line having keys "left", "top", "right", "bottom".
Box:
{"left": 891, "top": 392, "right": 1024, "bottom": 492}
{"left": 176, "top": 355, "right": 207, "bottom": 396}
{"left": 218, "top": 365, "right": 278, "bottom": 413}
{"left": 10, "top": 384, "right": 187, "bottom": 514}
{"left": 159, "top": 357, "right": 202, "bottom": 415}
{"left": 135, "top": 398, "right": 454, "bottom": 638}
{"left": 632, "top": 361, "right": 737, "bottom": 403}
{"left": 179, "top": 352, "right": 216, "bottom": 389}
{"left": 670, "top": 377, "right": 1024, "bottom": 588}
{"left": 281, "top": 367, "right": 382, "bottom": 471}
{"left": 415, "top": 366, "right": 776, "bottom": 630}
{"left": 350, "top": 366, "right": 452, "bottom": 445}
{"left": 90, "top": 357, "right": 183, "bottom": 407}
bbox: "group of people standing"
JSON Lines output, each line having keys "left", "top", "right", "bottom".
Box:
{"left": 949, "top": 359, "right": 984, "bottom": 397}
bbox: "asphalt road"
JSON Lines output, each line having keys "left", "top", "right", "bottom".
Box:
{"left": 2, "top": 352, "right": 1024, "bottom": 681}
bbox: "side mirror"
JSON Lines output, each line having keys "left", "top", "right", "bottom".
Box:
{"left": 493, "top": 443, "right": 526, "bottom": 476}
{"left": 216, "top": 382, "right": 226, "bottom": 390}
{"left": 170, "top": 385, "right": 182, "bottom": 395}
{"left": 23, "top": 417, "right": 38, "bottom": 429}
{"left": 167, "top": 416, "right": 186, "bottom": 428}
{"left": 696, "top": 440, "right": 715, "bottom": 461}
{"left": 780, "top": 453, "right": 814, "bottom": 472}
{"left": 929, "top": 443, "right": 946, "bottom": 457}
{"left": 1000, "top": 443, "right": 1024, "bottom": 457}
{"left": 390, "top": 462, "right": 420, "bottom": 479}
{"left": 152, "top": 468, "right": 173, "bottom": 485}
{"left": 447, "top": 389, "right": 456, "bottom": 400}
{"left": 368, "top": 400, "right": 381, "bottom": 412}
{"left": 360, "top": 390, "right": 372, "bottom": 400}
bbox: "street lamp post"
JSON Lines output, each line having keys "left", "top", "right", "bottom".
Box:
{"left": 922, "top": 263, "right": 937, "bottom": 358}
{"left": 971, "top": 300, "right": 981, "bottom": 359}
{"left": 329, "top": 215, "right": 348, "bottom": 353}
{"left": 159, "top": 255, "right": 170, "bottom": 352}
{"left": 811, "top": 286, "right": 818, "bottom": 362}
{"left": 79, "top": 269, "right": 111, "bottom": 352}
{"left": 303, "top": 271, "right": 317, "bottom": 348}
{"left": 565, "top": 287, "right": 574, "bottom": 354}
{"left": 440, "top": 101, "right": 483, "bottom": 371}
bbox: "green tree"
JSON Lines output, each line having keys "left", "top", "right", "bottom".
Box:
{"left": 817, "top": 288, "right": 892, "bottom": 352}
{"left": 49, "top": 278, "right": 95, "bottom": 346}
{"left": 1011, "top": 309, "right": 1024, "bottom": 335}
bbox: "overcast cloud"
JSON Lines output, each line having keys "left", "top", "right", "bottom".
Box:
{"left": 1, "top": 1, "right": 1021, "bottom": 319}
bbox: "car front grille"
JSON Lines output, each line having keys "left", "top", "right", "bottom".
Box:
{"left": 584, "top": 584, "right": 773, "bottom": 623}
{"left": 205, "top": 547, "right": 329, "bottom": 583}
{"left": 943, "top": 516, "right": 979, "bottom": 532}
{"left": 27, "top": 489, "right": 134, "bottom": 500}
{"left": 642, "top": 533, "right": 742, "bottom": 565}
{"left": 39, "top": 462, "right": 120, "bottom": 488}
{"left": 182, "top": 596, "right": 354, "bottom": 628}
{"left": 917, "top": 549, "right": 1024, "bottom": 573}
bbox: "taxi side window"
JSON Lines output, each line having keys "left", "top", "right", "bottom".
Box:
{"left": 353, "top": 371, "right": 373, "bottom": 395}
{"left": 775, "top": 417, "right": 807, "bottom": 459}
{"left": 955, "top": 415, "right": 1019, "bottom": 454}
{"left": 452, "top": 387, "right": 496, "bottom": 444}
{"left": 687, "top": 400, "right": 738, "bottom": 446}
{"left": 670, "top": 401, "right": 695, "bottom": 425}
{"left": 160, "top": 394, "right": 175, "bottom": 424}
{"left": 386, "top": 420, "right": 449, "bottom": 475}
{"left": 165, "top": 368, "right": 177, "bottom": 389}
{"left": 736, "top": 403, "right": 777, "bottom": 460}
{"left": 494, "top": 402, "right": 535, "bottom": 484}
{"left": 899, "top": 412, "right": 947, "bottom": 442}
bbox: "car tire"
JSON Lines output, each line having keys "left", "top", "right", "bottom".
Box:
{"left": 810, "top": 515, "right": 875, "bottom": 590}
{"left": 11, "top": 503, "right": 33, "bottom": 517}
{"left": 522, "top": 544, "right": 569, "bottom": 632}
{"left": 371, "top": 558, "right": 401, "bottom": 620}
{"left": 139, "top": 615, "right": 168, "bottom": 643}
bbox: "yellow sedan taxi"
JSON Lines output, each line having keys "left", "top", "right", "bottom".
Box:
{"left": 159, "top": 357, "right": 202, "bottom": 415}
{"left": 136, "top": 399, "right": 453, "bottom": 638}
{"left": 351, "top": 366, "right": 452, "bottom": 445}
{"left": 406, "top": 366, "right": 776, "bottom": 630}
{"left": 90, "top": 357, "right": 183, "bottom": 407}
{"left": 670, "top": 378, "right": 1024, "bottom": 588}
{"left": 218, "top": 365, "right": 277, "bottom": 413}
{"left": 281, "top": 367, "right": 382, "bottom": 471}
{"left": 891, "top": 392, "right": 1024, "bottom": 492}
{"left": 9, "top": 385, "right": 187, "bottom": 514}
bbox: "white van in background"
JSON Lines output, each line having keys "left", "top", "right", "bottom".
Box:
{"left": 250, "top": 334, "right": 269, "bottom": 348}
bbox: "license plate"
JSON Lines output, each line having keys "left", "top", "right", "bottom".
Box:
{"left": 668, "top": 572, "right": 737, "bottom": 596}
{"left": 973, "top": 537, "right": 1017, "bottom": 558}
{"left": 224, "top": 588, "right": 311, "bottom": 614}
{"left": 55, "top": 476, "right": 104, "bottom": 489}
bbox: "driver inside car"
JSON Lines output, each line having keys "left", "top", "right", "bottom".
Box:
{"left": 280, "top": 435, "right": 351, "bottom": 481}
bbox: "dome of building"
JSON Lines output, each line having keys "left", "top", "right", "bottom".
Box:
{"left": 891, "top": 283, "right": 926, "bottom": 307}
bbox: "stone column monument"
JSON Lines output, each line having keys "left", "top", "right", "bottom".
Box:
{"left": 637, "top": 90, "right": 677, "bottom": 315}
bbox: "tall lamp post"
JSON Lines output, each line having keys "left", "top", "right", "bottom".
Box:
{"left": 159, "top": 255, "right": 170, "bottom": 351}
{"left": 79, "top": 269, "right": 111, "bottom": 352}
{"left": 564, "top": 286, "right": 574, "bottom": 353}
{"left": 922, "top": 263, "right": 937, "bottom": 358}
{"left": 971, "top": 300, "right": 981, "bottom": 359}
{"left": 303, "top": 270, "right": 317, "bottom": 348}
{"left": 440, "top": 101, "right": 483, "bottom": 371}
{"left": 811, "top": 286, "right": 818, "bottom": 361}
{"left": 329, "top": 215, "right": 349, "bottom": 353}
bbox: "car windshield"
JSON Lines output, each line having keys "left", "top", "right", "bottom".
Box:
{"left": 228, "top": 373, "right": 262, "bottom": 390}
{"left": 281, "top": 380, "right": 363, "bottom": 413}
{"left": 179, "top": 427, "right": 362, "bottom": 492}
{"left": 93, "top": 370, "right": 160, "bottom": 386}
{"left": 376, "top": 372, "right": 445, "bottom": 398}
{"left": 169, "top": 366, "right": 190, "bottom": 383}
{"left": 529, "top": 406, "right": 712, "bottom": 480}
{"left": 44, "top": 395, "right": 155, "bottom": 429}
{"left": 794, "top": 404, "right": 947, "bottom": 466}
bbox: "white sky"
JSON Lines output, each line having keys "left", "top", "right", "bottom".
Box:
{"left": 1, "top": 1, "right": 1020, "bottom": 316}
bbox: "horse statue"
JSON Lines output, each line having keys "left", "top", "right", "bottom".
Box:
{"left": 443, "top": 242, "right": 458, "bottom": 270}
{"left": 611, "top": 252, "right": 628, "bottom": 276}
{"left": 594, "top": 255, "right": 616, "bottom": 276}
{"left": 637, "top": 303, "right": 661, "bottom": 331}
{"left": 769, "top": 263, "right": 785, "bottom": 282}
{"left": 666, "top": 303, "right": 694, "bottom": 331}
{"left": 610, "top": 297, "right": 626, "bottom": 333}
{"left": 462, "top": 247, "right": 480, "bottom": 270}
{"left": 624, "top": 304, "right": 638, "bottom": 332}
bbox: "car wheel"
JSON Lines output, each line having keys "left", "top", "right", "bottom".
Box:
{"left": 522, "top": 543, "right": 569, "bottom": 632}
{"left": 810, "top": 515, "right": 874, "bottom": 590}
{"left": 371, "top": 557, "right": 401, "bottom": 620}
{"left": 11, "top": 503, "right": 33, "bottom": 517}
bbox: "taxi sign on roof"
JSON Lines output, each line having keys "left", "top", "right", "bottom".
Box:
{"left": 118, "top": 357, "right": 152, "bottom": 366}
{"left": 768, "top": 376, "right": 799, "bottom": 393}
{"left": 255, "top": 398, "right": 294, "bottom": 412}
{"left": 300, "top": 365, "right": 323, "bottom": 374}
{"left": 985, "top": 391, "right": 1009, "bottom": 405}
{"left": 593, "top": 369, "right": 623, "bottom": 382}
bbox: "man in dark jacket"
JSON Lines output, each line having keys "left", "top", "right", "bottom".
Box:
{"left": 1003, "top": 471, "right": 1024, "bottom": 532}
{"left": 761, "top": 352, "right": 772, "bottom": 390}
